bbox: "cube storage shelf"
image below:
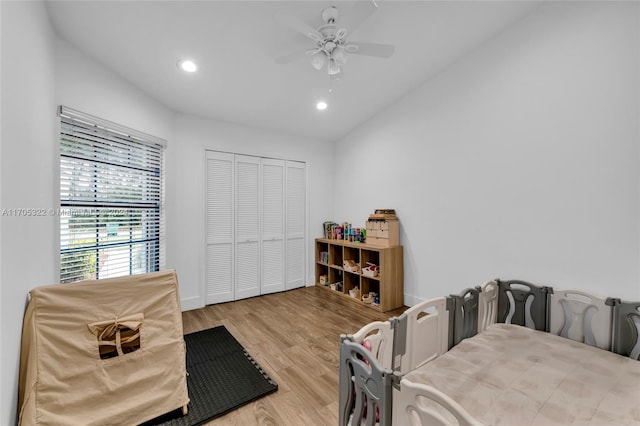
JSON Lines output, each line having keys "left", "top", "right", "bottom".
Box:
{"left": 315, "top": 238, "right": 404, "bottom": 312}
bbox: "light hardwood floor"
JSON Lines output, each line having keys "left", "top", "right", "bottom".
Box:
{"left": 181, "top": 286, "right": 407, "bottom": 425}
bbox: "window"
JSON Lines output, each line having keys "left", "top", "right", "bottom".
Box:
{"left": 59, "top": 106, "right": 165, "bottom": 283}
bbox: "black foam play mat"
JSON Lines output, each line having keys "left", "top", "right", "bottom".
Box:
{"left": 143, "top": 326, "right": 278, "bottom": 425}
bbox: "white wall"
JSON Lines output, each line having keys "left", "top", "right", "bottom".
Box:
{"left": 55, "top": 39, "right": 174, "bottom": 146}
{"left": 334, "top": 1, "right": 640, "bottom": 304}
{"left": 1, "top": 2, "right": 57, "bottom": 424}
{"left": 169, "top": 114, "right": 334, "bottom": 310}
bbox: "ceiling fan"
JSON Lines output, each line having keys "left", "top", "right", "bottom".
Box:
{"left": 275, "top": 3, "right": 395, "bottom": 80}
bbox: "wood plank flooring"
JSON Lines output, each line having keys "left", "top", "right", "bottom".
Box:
{"left": 181, "top": 286, "right": 407, "bottom": 425}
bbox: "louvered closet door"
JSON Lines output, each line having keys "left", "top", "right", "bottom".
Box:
{"left": 286, "top": 161, "right": 306, "bottom": 290}
{"left": 205, "top": 151, "right": 234, "bottom": 304}
{"left": 235, "top": 155, "right": 261, "bottom": 300}
{"left": 261, "top": 159, "right": 285, "bottom": 295}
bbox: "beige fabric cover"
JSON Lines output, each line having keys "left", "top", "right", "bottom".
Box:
{"left": 18, "top": 270, "right": 189, "bottom": 425}
{"left": 404, "top": 323, "right": 640, "bottom": 425}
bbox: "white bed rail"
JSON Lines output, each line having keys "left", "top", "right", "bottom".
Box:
{"left": 397, "top": 297, "right": 449, "bottom": 375}
{"left": 392, "top": 379, "right": 484, "bottom": 426}
{"left": 350, "top": 320, "right": 395, "bottom": 370}
{"left": 549, "top": 289, "right": 612, "bottom": 350}
{"left": 477, "top": 280, "right": 498, "bottom": 333}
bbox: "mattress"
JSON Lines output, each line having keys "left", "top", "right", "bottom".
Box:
{"left": 403, "top": 323, "right": 640, "bottom": 425}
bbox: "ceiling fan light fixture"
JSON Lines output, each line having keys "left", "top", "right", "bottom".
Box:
{"left": 333, "top": 47, "right": 348, "bottom": 66}
{"left": 177, "top": 59, "right": 198, "bottom": 73}
{"left": 327, "top": 58, "right": 341, "bottom": 76}
{"left": 310, "top": 52, "right": 327, "bottom": 70}
{"left": 316, "top": 101, "right": 328, "bottom": 110}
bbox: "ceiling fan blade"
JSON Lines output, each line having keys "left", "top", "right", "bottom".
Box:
{"left": 340, "top": 1, "right": 378, "bottom": 37}
{"left": 274, "top": 49, "right": 309, "bottom": 65}
{"left": 275, "top": 11, "right": 323, "bottom": 42}
{"left": 306, "top": 47, "right": 323, "bottom": 55}
{"left": 346, "top": 42, "right": 395, "bottom": 58}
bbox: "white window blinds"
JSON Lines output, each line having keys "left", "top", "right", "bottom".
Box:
{"left": 59, "top": 106, "right": 165, "bottom": 283}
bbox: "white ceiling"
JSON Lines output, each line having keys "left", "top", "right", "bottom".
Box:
{"left": 46, "top": 1, "right": 539, "bottom": 142}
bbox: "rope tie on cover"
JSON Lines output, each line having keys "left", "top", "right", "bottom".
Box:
{"left": 88, "top": 313, "right": 144, "bottom": 356}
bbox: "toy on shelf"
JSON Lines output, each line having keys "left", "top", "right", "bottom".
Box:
{"left": 322, "top": 221, "right": 365, "bottom": 242}
{"left": 362, "top": 263, "right": 379, "bottom": 278}
{"left": 343, "top": 259, "right": 360, "bottom": 273}
{"left": 330, "top": 282, "right": 344, "bottom": 292}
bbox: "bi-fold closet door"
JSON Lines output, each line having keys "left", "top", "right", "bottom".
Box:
{"left": 234, "top": 155, "right": 261, "bottom": 301}
{"left": 285, "top": 161, "right": 306, "bottom": 290}
{"left": 261, "top": 158, "right": 286, "bottom": 296}
{"left": 205, "top": 151, "right": 305, "bottom": 305}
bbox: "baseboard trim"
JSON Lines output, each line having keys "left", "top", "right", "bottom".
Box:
{"left": 403, "top": 293, "right": 425, "bottom": 308}
{"left": 181, "top": 295, "right": 204, "bottom": 312}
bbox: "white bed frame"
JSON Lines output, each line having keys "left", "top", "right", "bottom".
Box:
{"left": 339, "top": 279, "right": 640, "bottom": 426}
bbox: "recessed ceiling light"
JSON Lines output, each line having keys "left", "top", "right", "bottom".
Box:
{"left": 177, "top": 59, "right": 198, "bottom": 73}
{"left": 316, "top": 101, "right": 328, "bottom": 111}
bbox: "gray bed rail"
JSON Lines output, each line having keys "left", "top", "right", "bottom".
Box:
{"left": 496, "top": 279, "right": 551, "bottom": 331}
{"left": 609, "top": 299, "right": 640, "bottom": 360}
{"left": 449, "top": 287, "right": 481, "bottom": 348}
{"left": 339, "top": 335, "right": 399, "bottom": 426}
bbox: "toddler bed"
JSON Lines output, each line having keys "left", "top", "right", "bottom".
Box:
{"left": 18, "top": 270, "right": 189, "bottom": 425}
{"left": 339, "top": 279, "right": 640, "bottom": 426}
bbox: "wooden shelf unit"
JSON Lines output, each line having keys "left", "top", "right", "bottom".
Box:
{"left": 315, "top": 238, "right": 404, "bottom": 312}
